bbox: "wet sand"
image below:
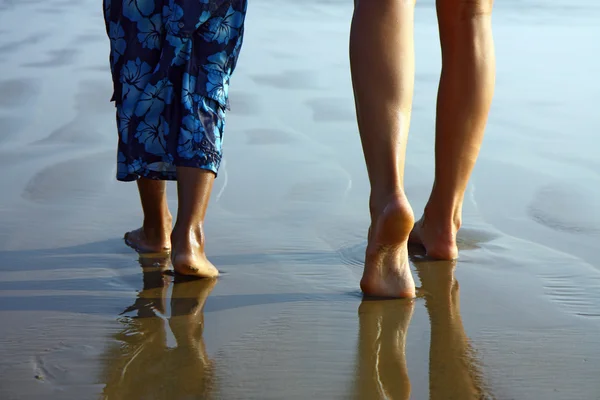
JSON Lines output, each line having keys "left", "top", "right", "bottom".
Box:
{"left": 1, "top": 0, "right": 600, "bottom": 398}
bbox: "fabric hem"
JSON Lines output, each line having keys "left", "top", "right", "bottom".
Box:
{"left": 116, "top": 160, "right": 219, "bottom": 182}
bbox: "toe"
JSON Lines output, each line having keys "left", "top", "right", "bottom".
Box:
{"left": 124, "top": 228, "right": 143, "bottom": 250}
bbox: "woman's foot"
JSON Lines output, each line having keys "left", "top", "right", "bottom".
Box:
{"left": 361, "top": 194, "right": 416, "bottom": 298}
{"left": 409, "top": 211, "right": 459, "bottom": 260}
{"left": 170, "top": 225, "right": 219, "bottom": 279}
{"left": 124, "top": 214, "right": 172, "bottom": 254}
{"left": 126, "top": 178, "right": 172, "bottom": 254}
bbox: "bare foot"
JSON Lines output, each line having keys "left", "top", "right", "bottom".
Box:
{"left": 409, "top": 215, "right": 458, "bottom": 260}
{"left": 124, "top": 218, "right": 172, "bottom": 254}
{"left": 171, "top": 226, "right": 219, "bottom": 279}
{"left": 361, "top": 195, "right": 416, "bottom": 298}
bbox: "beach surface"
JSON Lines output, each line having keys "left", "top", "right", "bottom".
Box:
{"left": 1, "top": 0, "right": 599, "bottom": 398}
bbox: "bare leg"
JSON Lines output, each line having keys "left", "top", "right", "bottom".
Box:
{"left": 124, "top": 178, "right": 172, "bottom": 254}
{"left": 171, "top": 167, "right": 219, "bottom": 278}
{"left": 411, "top": 0, "right": 496, "bottom": 259}
{"left": 350, "top": 0, "right": 416, "bottom": 297}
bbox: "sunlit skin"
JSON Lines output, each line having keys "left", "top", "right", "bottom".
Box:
{"left": 125, "top": 168, "right": 219, "bottom": 278}
{"left": 353, "top": 260, "right": 491, "bottom": 400}
{"left": 350, "top": 0, "right": 495, "bottom": 297}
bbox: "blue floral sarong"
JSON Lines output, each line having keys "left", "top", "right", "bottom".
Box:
{"left": 103, "top": 0, "right": 247, "bottom": 181}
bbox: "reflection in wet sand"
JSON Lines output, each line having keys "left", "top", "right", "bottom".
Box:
{"left": 416, "top": 260, "right": 492, "bottom": 400}
{"left": 101, "top": 256, "right": 217, "bottom": 400}
{"left": 354, "top": 259, "right": 492, "bottom": 399}
{"left": 354, "top": 299, "right": 413, "bottom": 400}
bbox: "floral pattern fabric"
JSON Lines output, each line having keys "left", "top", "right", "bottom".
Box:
{"left": 103, "top": 0, "right": 247, "bottom": 180}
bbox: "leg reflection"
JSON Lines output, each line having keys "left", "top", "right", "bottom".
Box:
{"left": 168, "top": 276, "right": 217, "bottom": 397}
{"left": 101, "top": 256, "right": 217, "bottom": 400}
{"left": 416, "top": 260, "right": 491, "bottom": 400}
{"left": 354, "top": 299, "right": 414, "bottom": 400}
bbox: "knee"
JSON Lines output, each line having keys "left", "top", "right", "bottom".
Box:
{"left": 438, "top": 0, "right": 494, "bottom": 22}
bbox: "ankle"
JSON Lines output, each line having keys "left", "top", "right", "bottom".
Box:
{"left": 143, "top": 217, "right": 172, "bottom": 235}
{"left": 421, "top": 203, "right": 461, "bottom": 236}
{"left": 369, "top": 191, "right": 413, "bottom": 223}
{"left": 171, "top": 222, "right": 204, "bottom": 246}
{"left": 427, "top": 185, "right": 465, "bottom": 224}
{"left": 367, "top": 192, "right": 414, "bottom": 250}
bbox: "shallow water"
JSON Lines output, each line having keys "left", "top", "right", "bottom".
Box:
{"left": 0, "top": 0, "right": 599, "bottom": 399}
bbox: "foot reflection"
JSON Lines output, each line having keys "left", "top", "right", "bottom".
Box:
{"left": 354, "top": 298, "right": 414, "bottom": 400}
{"left": 101, "top": 256, "right": 217, "bottom": 399}
{"left": 416, "top": 260, "right": 491, "bottom": 400}
{"left": 354, "top": 260, "right": 492, "bottom": 399}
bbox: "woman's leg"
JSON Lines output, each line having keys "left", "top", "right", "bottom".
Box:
{"left": 350, "top": 0, "right": 417, "bottom": 298}
{"left": 411, "top": 0, "right": 496, "bottom": 259}
{"left": 170, "top": 168, "right": 219, "bottom": 278}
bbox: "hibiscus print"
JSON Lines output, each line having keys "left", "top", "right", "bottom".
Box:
{"left": 203, "top": 6, "right": 244, "bottom": 44}
{"left": 123, "top": 0, "right": 155, "bottom": 22}
{"left": 105, "top": 0, "right": 247, "bottom": 181}
{"left": 137, "top": 13, "right": 163, "bottom": 50}
{"left": 135, "top": 114, "right": 169, "bottom": 155}
{"left": 203, "top": 51, "right": 229, "bottom": 105}
{"left": 135, "top": 78, "right": 174, "bottom": 118}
